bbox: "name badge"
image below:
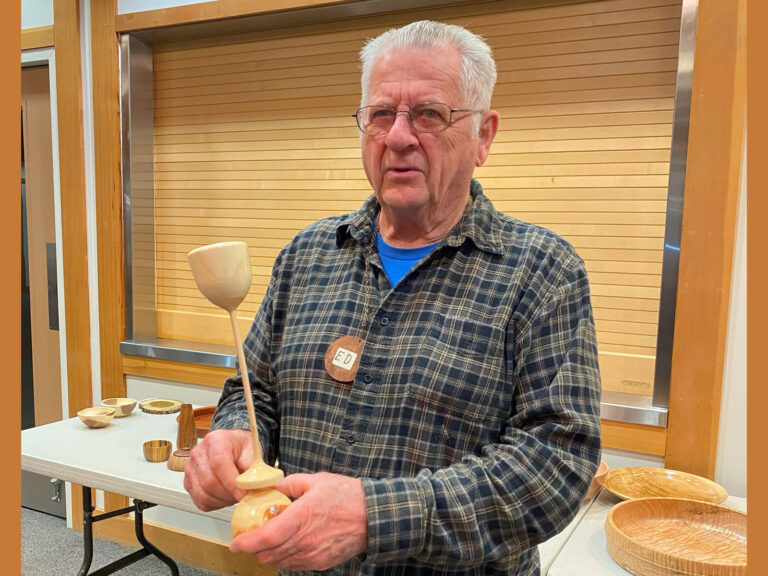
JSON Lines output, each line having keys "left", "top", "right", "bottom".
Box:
{"left": 324, "top": 336, "right": 365, "bottom": 383}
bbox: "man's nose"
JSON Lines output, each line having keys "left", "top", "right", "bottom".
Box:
{"left": 384, "top": 111, "right": 418, "bottom": 150}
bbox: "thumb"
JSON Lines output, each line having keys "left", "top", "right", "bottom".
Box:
{"left": 273, "top": 473, "right": 313, "bottom": 500}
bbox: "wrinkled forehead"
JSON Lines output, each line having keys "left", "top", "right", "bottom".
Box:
{"left": 365, "top": 45, "right": 464, "bottom": 103}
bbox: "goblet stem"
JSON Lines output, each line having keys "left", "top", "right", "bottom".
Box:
{"left": 229, "top": 309, "right": 263, "bottom": 465}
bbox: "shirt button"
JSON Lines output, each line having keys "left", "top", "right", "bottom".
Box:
{"left": 363, "top": 374, "right": 373, "bottom": 383}
{"left": 346, "top": 434, "right": 356, "bottom": 445}
{"left": 380, "top": 317, "right": 389, "bottom": 326}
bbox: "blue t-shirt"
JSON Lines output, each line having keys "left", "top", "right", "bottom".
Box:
{"left": 376, "top": 226, "right": 437, "bottom": 286}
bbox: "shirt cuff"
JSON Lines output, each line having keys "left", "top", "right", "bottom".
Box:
{"left": 361, "top": 476, "right": 429, "bottom": 563}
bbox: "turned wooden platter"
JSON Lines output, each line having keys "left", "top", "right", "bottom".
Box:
{"left": 176, "top": 405, "right": 216, "bottom": 438}
{"left": 601, "top": 467, "right": 728, "bottom": 504}
{"left": 139, "top": 398, "right": 183, "bottom": 415}
{"left": 605, "top": 497, "right": 746, "bottom": 576}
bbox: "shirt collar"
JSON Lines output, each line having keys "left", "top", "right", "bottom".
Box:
{"left": 335, "top": 179, "right": 504, "bottom": 256}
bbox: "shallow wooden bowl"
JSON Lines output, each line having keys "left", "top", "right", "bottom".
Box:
{"left": 602, "top": 467, "right": 728, "bottom": 504}
{"left": 605, "top": 497, "right": 746, "bottom": 576}
{"left": 143, "top": 439, "right": 172, "bottom": 462}
{"left": 584, "top": 460, "right": 608, "bottom": 500}
{"left": 139, "top": 398, "right": 182, "bottom": 415}
{"left": 101, "top": 397, "right": 137, "bottom": 417}
{"left": 176, "top": 405, "right": 216, "bottom": 439}
{"left": 77, "top": 407, "right": 116, "bottom": 429}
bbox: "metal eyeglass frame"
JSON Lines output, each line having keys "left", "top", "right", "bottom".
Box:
{"left": 352, "top": 102, "right": 483, "bottom": 134}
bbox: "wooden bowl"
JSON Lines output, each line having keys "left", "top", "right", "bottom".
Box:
{"left": 602, "top": 467, "right": 728, "bottom": 504}
{"left": 77, "top": 407, "right": 116, "bottom": 429}
{"left": 605, "top": 497, "right": 746, "bottom": 576}
{"left": 139, "top": 398, "right": 183, "bottom": 415}
{"left": 101, "top": 397, "right": 137, "bottom": 417}
{"left": 584, "top": 460, "right": 609, "bottom": 500}
{"left": 143, "top": 439, "right": 172, "bottom": 462}
{"left": 176, "top": 405, "right": 216, "bottom": 439}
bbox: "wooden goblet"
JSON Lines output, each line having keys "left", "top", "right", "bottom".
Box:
{"left": 188, "top": 242, "right": 288, "bottom": 531}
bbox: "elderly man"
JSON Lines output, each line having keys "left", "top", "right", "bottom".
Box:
{"left": 184, "top": 20, "right": 601, "bottom": 576}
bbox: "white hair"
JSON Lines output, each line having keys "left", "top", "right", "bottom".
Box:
{"left": 359, "top": 20, "right": 497, "bottom": 134}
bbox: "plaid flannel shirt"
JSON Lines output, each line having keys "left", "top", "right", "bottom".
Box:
{"left": 211, "top": 179, "right": 602, "bottom": 576}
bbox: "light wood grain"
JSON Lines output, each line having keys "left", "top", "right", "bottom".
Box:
{"left": 602, "top": 467, "right": 728, "bottom": 503}
{"left": 100, "top": 398, "right": 137, "bottom": 417}
{"left": 664, "top": 0, "right": 746, "bottom": 478}
{"left": 605, "top": 498, "right": 746, "bottom": 576}
{"left": 21, "top": 25, "right": 54, "bottom": 50}
{"left": 122, "top": 355, "right": 236, "bottom": 388}
{"left": 601, "top": 420, "right": 667, "bottom": 456}
{"left": 91, "top": 0, "right": 130, "bottom": 518}
{"left": 54, "top": 0, "right": 91, "bottom": 413}
{"left": 116, "top": 0, "right": 358, "bottom": 32}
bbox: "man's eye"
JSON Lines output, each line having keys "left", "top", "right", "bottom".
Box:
{"left": 421, "top": 108, "right": 439, "bottom": 118}
{"left": 370, "top": 108, "right": 394, "bottom": 119}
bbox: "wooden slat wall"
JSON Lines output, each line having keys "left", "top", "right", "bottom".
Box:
{"left": 152, "top": 0, "right": 681, "bottom": 397}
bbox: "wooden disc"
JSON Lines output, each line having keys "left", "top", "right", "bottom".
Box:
{"left": 139, "top": 398, "right": 183, "bottom": 415}
{"left": 324, "top": 336, "right": 365, "bottom": 383}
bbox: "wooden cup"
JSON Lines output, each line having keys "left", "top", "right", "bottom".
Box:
{"left": 143, "top": 440, "right": 172, "bottom": 462}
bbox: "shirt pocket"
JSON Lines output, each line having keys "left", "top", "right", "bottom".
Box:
{"left": 406, "top": 313, "right": 509, "bottom": 427}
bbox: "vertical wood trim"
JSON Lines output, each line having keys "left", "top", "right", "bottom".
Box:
{"left": 54, "top": 0, "right": 92, "bottom": 419}
{"left": 664, "top": 0, "right": 746, "bottom": 478}
{"left": 92, "top": 0, "right": 129, "bottom": 515}
{"left": 91, "top": 0, "right": 124, "bottom": 408}
{"left": 54, "top": 0, "right": 91, "bottom": 530}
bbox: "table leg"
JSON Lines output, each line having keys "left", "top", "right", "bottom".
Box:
{"left": 76, "top": 486, "right": 94, "bottom": 576}
{"left": 134, "top": 500, "right": 179, "bottom": 576}
{"left": 75, "top": 486, "right": 179, "bottom": 576}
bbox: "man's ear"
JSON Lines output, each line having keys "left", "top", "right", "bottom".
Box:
{"left": 475, "top": 110, "right": 499, "bottom": 167}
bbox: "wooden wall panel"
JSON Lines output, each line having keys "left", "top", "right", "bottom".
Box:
{"left": 152, "top": 0, "right": 681, "bottom": 398}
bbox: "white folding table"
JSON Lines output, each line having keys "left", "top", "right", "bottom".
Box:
{"left": 21, "top": 409, "right": 234, "bottom": 575}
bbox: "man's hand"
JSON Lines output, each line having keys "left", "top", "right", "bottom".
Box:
{"left": 184, "top": 429, "right": 253, "bottom": 511}
{"left": 230, "top": 472, "right": 368, "bottom": 571}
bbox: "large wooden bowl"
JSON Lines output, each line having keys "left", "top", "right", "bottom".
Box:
{"left": 605, "top": 497, "right": 746, "bottom": 576}
{"left": 602, "top": 467, "right": 728, "bottom": 504}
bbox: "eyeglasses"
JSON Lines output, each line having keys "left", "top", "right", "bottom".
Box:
{"left": 352, "top": 102, "right": 482, "bottom": 135}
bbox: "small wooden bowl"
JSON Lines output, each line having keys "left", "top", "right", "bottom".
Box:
{"left": 585, "top": 460, "right": 609, "bottom": 500}
{"left": 605, "top": 497, "right": 746, "bottom": 576}
{"left": 143, "top": 440, "right": 172, "bottom": 462}
{"left": 101, "top": 397, "right": 137, "bottom": 417}
{"left": 78, "top": 407, "right": 115, "bottom": 429}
